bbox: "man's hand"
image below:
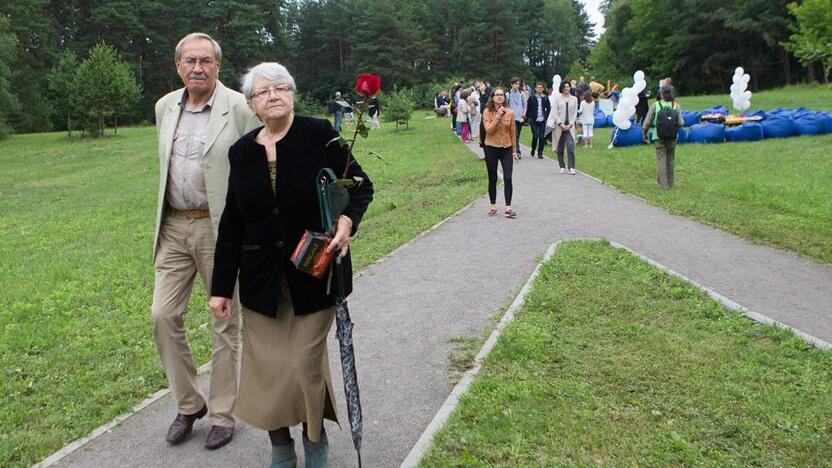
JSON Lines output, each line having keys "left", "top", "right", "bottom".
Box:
{"left": 210, "top": 296, "right": 233, "bottom": 320}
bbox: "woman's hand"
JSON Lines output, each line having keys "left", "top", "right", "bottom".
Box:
{"left": 210, "top": 296, "right": 233, "bottom": 320}
{"left": 326, "top": 215, "right": 352, "bottom": 258}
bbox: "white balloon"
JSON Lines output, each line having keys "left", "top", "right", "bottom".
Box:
{"left": 735, "top": 66, "right": 744, "bottom": 76}
{"left": 634, "top": 70, "right": 645, "bottom": 81}
{"left": 730, "top": 83, "right": 739, "bottom": 92}
{"left": 741, "top": 73, "right": 750, "bottom": 84}
{"left": 741, "top": 101, "right": 751, "bottom": 111}
{"left": 618, "top": 119, "right": 632, "bottom": 130}
{"left": 634, "top": 80, "right": 647, "bottom": 92}
{"left": 742, "top": 90, "right": 752, "bottom": 100}
{"left": 618, "top": 105, "right": 636, "bottom": 117}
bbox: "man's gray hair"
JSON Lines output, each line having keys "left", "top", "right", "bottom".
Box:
{"left": 240, "top": 62, "right": 297, "bottom": 100}
{"left": 175, "top": 33, "right": 222, "bottom": 62}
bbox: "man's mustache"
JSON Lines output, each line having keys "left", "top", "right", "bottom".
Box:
{"left": 189, "top": 73, "right": 207, "bottom": 80}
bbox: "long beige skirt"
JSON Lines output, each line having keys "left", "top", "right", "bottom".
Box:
{"left": 235, "top": 280, "right": 339, "bottom": 443}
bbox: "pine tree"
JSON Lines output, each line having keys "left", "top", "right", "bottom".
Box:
{"left": 0, "top": 17, "right": 19, "bottom": 139}
{"left": 47, "top": 50, "right": 79, "bottom": 137}
{"left": 72, "top": 43, "right": 141, "bottom": 137}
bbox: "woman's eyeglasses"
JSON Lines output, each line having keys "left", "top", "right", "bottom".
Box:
{"left": 252, "top": 85, "right": 293, "bottom": 99}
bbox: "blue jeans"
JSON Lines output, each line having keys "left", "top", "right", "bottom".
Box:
{"left": 334, "top": 111, "right": 343, "bottom": 133}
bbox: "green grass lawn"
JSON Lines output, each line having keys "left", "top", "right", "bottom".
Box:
{"left": 524, "top": 85, "right": 832, "bottom": 263}
{"left": 679, "top": 83, "right": 832, "bottom": 112}
{"left": 0, "top": 113, "right": 484, "bottom": 467}
{"left": 421, "top": 240, "right": 832, "bottom": 466}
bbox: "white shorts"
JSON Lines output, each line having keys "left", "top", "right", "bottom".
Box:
{"left": 582, "top": 123, "right": 594, "bottom": 138}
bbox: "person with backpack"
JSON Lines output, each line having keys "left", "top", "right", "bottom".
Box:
{"left": 642, "top": 85, "right": 685, "bottom": 189}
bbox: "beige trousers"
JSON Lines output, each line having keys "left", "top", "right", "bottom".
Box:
{"left": 654, "top": 139, "right": 677, "bottom": 189}
{"left": 151, "top": 214, "right": 240, "bottom": 427}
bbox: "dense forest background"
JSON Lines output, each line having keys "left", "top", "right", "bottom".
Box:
{"left": 0, "top": 0, "right": 827, "bottom": 135}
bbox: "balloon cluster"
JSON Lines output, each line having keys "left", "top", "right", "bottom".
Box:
{"left": 730, "top": 67, "right": 752, "bottom": 112}
{"left": 612, "top": 70, "right": 647, "bottom": 130}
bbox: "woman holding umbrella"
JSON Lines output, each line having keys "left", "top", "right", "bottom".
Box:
{"left": 209, "top": 62, "right": 373, "bottom": 468}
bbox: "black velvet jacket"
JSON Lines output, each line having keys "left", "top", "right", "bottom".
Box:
{"left": 211, "top": 115, "right": 373, "bottom": 317}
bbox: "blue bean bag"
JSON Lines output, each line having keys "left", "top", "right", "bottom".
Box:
{"left": 794, "top": 113, "right": 827, "bottom": 136}
{"left": 648, "top": 127, "right": 689, "bottom": 143}
{"left": 744, "top": 109, "right": 766, "bottom": 120}
{"left": 762, "top": 116, "right": 796, "bottom": 138}
{"left": 823, "top": 112, "right": 832, "bottom": 134}
{"left": 594, "top": 110, "right": 607, "bottom": 128}
{"left": 680, "top": 110, "right": 701, "bottom": 127}
{"left": 611, "top": 126, "right": 645, "bottom": 147}
{"left": 606, "top": 114, "right": 615, "bottom": 127}
{"left": 687, "top": 123, "right": 725, "bottom": 143}
{"left": 725, "top": 122, "right": 764, "bottom": 142}
{"left": 701, "top": 105, "right": 729, "bottom": 116}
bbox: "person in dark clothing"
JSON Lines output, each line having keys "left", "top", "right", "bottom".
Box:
{"left": 367, "top": 95, "right": 380, "bottom": 129}
{"left": 525, "top": 82, "right": 551, "bottom": 158}
{"left": 635, "top": 90, "right": 649, "bottom": 124}
{"left": 477, "top": 80, "right": 492, "bottom": 147}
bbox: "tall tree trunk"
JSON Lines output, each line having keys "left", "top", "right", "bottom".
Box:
{"left": 67, "top": 109, "right": 71, "bottom": 138}
{"left": 808, "top": 61, "right": 817, "bottom": 83}
{"left": 114, "top": 114, "right": 118, "bottom": 136}
{"left": 98, "top": 113, "right": 104, "bottom": 137}
{"left": 780, "top": 49, "right": 791, "bottom": 85}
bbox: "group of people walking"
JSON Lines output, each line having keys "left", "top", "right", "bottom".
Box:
{"left": 441, "top": 77, "right": 606, "bottom": 219}
{"left": 438, "top": 74, "right": 683, "bottom": 217}
{"left": 152, "top": 32, "right": 373, "bottom": 468}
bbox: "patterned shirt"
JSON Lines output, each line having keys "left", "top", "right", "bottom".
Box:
{"left": 166, "top": 89, "right": 216, "bottom": 210}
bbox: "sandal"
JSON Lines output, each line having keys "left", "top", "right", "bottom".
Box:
{"left": 504, "top": 208, "right": 517, "bottom": 219}
{"left": 488, "top": 207, "right": 498, "bottom": 216}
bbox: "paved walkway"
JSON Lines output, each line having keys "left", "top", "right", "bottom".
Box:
{"left": 52, "top": 141, "right": 832, "bottom": 467}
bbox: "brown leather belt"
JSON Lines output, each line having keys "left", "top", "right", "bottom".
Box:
{"left": 173, "top": 208, "right": 210, "bottom": 219}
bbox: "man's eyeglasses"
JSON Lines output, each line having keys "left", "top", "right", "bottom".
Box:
{"left": 252, "top": 85, "right": 293, "bottom": 99}
{"left": 181, "top": 57, "right": 216, "bottom": 69}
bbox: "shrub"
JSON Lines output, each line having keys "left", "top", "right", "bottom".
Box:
{"left": 381, "top": 87, "right": 415, "bottom": 130}
{"left": 294, "top": 92, "right": 326, "bottom": 117}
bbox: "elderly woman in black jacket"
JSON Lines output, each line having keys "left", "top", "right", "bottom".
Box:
{"left": 209, "top": 62, "right": 373, "bottom": 468}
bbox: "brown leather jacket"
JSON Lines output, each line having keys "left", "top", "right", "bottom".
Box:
{"left": 482, "top": 107, "right": 517, "bottom": 154}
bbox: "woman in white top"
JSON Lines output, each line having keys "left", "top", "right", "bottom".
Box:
{"left": 467, "top": 92, "right": 480, "bottom": 139}
{"left": 578, "top": 90, "right": 596, "bottom": 148}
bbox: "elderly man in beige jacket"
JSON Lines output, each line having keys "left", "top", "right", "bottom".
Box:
{"left": 152, "top": 32, "right": 254, "bottom": 450}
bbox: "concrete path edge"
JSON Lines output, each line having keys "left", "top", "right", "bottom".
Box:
{"left": 398, "top": 238, "right": 832, "bottom": 468}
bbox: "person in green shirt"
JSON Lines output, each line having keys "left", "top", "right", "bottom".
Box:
{"left": 642, "top": 85, "right": 685, "bottom": 189}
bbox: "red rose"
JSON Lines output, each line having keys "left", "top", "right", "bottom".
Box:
{"left": 355, "top": 73, "right": 381, "bottom": 96}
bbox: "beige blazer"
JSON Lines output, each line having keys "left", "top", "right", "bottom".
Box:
{"left": 153, "top": 81, "right": 256, "bottom": 259}
{"left": 547, "top": 93, "right": 579, "bottom": 143}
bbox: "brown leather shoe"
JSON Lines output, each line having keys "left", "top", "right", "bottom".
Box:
{"left": 165, "top": 404, "right": 207, "bottom": 444}
{"left": 204, "top": 425, "right": 234, "bottom": 450}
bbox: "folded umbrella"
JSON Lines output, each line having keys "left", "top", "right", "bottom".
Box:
{"left": 317, "top": 168, "right": 364, "bottom": 467}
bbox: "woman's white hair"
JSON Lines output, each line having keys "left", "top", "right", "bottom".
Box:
{"left": 240, "top": 62, "right": 296, "bottom": 100}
